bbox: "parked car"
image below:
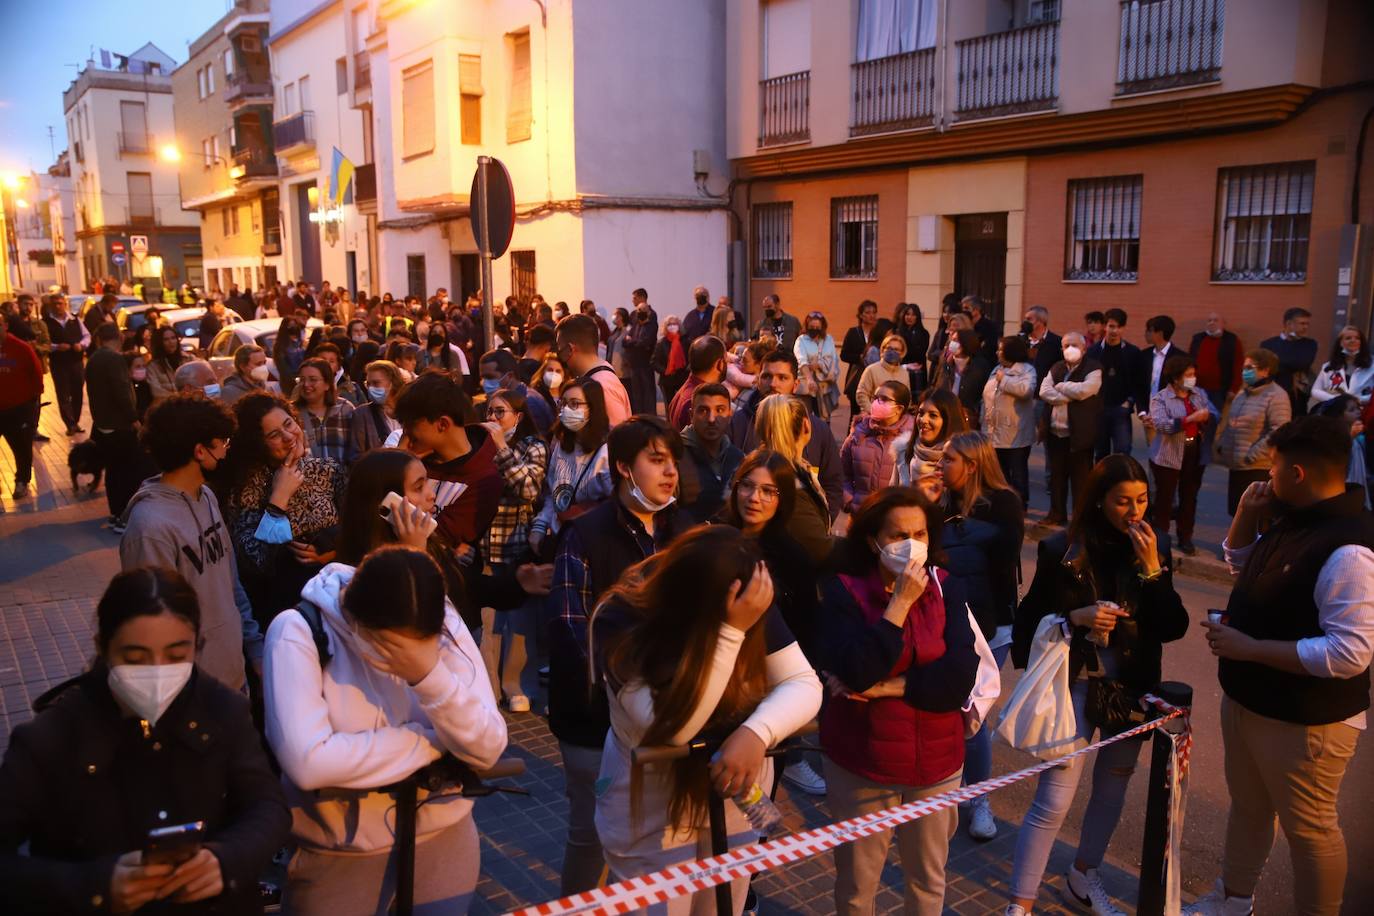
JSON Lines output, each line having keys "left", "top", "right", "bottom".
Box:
{"left": 161, "top": 307, "right": 242, "bottom": 353}
{"left": 207, "top": 317, "right": 324, "bottom": 381}
{"left": 73, "top": 294, "right": 143, "bottom": 321}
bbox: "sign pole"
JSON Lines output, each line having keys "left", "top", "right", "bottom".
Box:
{"left": 477, "top": 156, "right": 496, "bottom": 352}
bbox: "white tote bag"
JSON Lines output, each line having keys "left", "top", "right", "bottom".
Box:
{"left": 929, "top": 571, "right": 1002, "bottom": 739}
{"left": 994, "top": 615, "right": 1082, "bottom": 759}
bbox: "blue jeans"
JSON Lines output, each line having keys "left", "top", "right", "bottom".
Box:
{"left": 1095, "top": 404, "right": 1134, "bottom": 462}
{"left": 963, "top": 642, "right": 1012, "bottom": 786}
{"left": 1009, "top": 678, "right": 1145, "bottom": 902}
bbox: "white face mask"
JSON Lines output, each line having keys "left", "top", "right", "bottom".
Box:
{"left": 628, "top": 468, "right": 675, "bottom": 514}
{"left": 249, "top": 364, "right": 270, "bottom": 382}
{"left": 1062, "top": 345, "right": 1083, "bottom": 364}
{"left": 560, "top": 406, "right": 588, "bottom": 431}
{"left": 1181, "top": 376, "right": 1197, "bottom": 390}
{"left": 107, "top": 662, "right": 193, "bottom": 727}
{"left": 544, "top": 371, "right": 564, "bottom": 389}
{"left": 878, "top": 538, "right": 928, "bottom": 577}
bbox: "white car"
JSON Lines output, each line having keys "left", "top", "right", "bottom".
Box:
{"left": 155, "top": 307, "right": 243, "bottom": 352}
{"left": 207, "top": 317, "right": 325, "bottom": 381}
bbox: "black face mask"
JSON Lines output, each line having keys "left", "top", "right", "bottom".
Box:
{"left": 428, "top": 334, "right": 445, "bottom": 348}
{"left": 695, "top": 294, "right": 709, "bottom": 308}
{"left": 807, "top": 327, "right": 822, "bottom": 339}
{"left": 1021, "top": 321, "right": 1034, "bottom": 337}
{"left": 765, "top": 308, "right": 778, "bottom": 318}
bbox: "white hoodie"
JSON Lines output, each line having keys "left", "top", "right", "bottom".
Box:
{"left": 263, "top": 563, "right": 507, "bottom": 852}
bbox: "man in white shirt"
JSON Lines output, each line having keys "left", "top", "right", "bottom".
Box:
{"left": 1189, "top": 415, "right": 1374, "bottom": 916}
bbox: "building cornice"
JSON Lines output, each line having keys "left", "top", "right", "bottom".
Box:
{"left": 732, "top": 84, "right": 1315, "bottom": 180}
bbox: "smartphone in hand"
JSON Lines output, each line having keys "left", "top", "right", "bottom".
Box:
{"left": 144, "top": 821, "right": 205, "bottom": 867}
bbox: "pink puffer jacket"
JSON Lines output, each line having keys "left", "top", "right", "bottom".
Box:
{"left": 841, "top": 413, "right": 915, "bottom": 513}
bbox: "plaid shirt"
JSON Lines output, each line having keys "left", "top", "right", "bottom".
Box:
{"left": 301, "top": 399, "right": 356, "bottom": 465}
{"left": 551, "top": 502, "right": 657, "bottom": 665}
{"left": 482, "top": 435, "right": 549, "bottom": 565}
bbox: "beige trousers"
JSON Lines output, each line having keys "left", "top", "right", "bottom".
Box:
{"left": 827, "top": 763, "right": 961, "bottom": 916}
{"left": 1220, "top": 696, "right": 1359, "bottom": 915}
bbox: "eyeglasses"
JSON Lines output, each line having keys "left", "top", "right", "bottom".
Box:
{"left": 486, "top": 406, "right": 511, "bottom": 420}
{"left": 263, "top": 415, "right": 299, "bottom": 444}
{"left": 738, "top": 480, "right": 780, "bottom": 502}
{"left": 560, "top": 398, "right": 588, "bottom": 411}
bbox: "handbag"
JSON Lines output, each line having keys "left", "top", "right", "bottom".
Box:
{"left": 1083, "top": 677, "right": 1148, "bottom": 737}
{"left": 994, "top": 616, "right": 1083, "bottom": 758}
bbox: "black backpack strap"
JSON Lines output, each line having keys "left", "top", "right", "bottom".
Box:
{"left": 369, "top": 403, "right": 390, "bottom": 441}
{"left": 294, "top": 598, "right": 332, "bottom": 665}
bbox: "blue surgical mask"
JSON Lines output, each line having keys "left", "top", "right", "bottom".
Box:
{"left": 482, "top": 378, "right": 502, "bottom": 397}
{"left": 1241, "top": 368, "right": 1259, "bottom": 387}
{"left": 367, "top": 386, "right": 388, "bottom": 404}
{"left": 203, "top": 384, "right": 221, "bottom": 400}
{"left": 882, "top": 349, "right": 901, "bottom": 366}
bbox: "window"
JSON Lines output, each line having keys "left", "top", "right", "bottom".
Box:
{"left": 127, "top": 172, "right": 154, "bottom": 221}
{"left": 511, "top": 250, "right": 537, "bottom": 305}
{"left": 211, "top": 135, "right": 221, "bottom": 164}
{"left": 298, "top": 75, "right": 311, "bottom": 111}
{"left": 402, "top": 60, "right": 436, "bottom": 158}
{"left": 221, "top": 206, "right": 231, "bottom": 235}
{"left": 1213, "top": 161, "right": 1314, "bottom": 282}
{"left": 282, "top": 81, "right": 298, "bottom": 116}
{"left": 830, "top": 195, "right": 878, "bottom": 278}
{"left": 336, "top": 57, "right": 348, "bottom": 95}
{"left": 752, "top": 202, "right": 794, "bottom": 278}
{"left": 223, "top": 47, "right": 234, "bottom": 78}
{"left": 507, "top": 31, "right": 532, "bottom": 142}
{"left": 855, "top": 0, "right": 936, "bottom": 61}
{"left": 201, "top": 137, "right": 214, "bottom": 168}
{"left": 197, "top": 67, "right": 207, "bottom": 98}
{"left": 231, "top": 205, "right": 240, "bottom": 235}
{"left": 407, "top": 254, "right": 427, "bottom": 299}
{"left": 206, "top": 63, "right": 215, "bottom": 95}
{"left": 1065, "top": 175, "right": 1142, "bottom": 281}
{"left": 119, "top": 101, "right": 148, "bottom": 151}
{"left": 459, "top": 54, "right": 483, "bottom": 145}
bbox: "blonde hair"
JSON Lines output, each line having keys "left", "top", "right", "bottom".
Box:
{"left": 364, "top": 359, "right": 406, "bottom": 392}
{"left": 944, "top": 431, "right": 1015, "bottom": 515}
{"left": 947, "top": 313, "right": 973, "bottom": 333}
{"left": 754, "top": 394, "right": 810, "bottom": 466}
{"left": 880, "top": 333, "right": 907, "bottom": 356}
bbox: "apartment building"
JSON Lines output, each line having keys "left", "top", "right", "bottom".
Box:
{"left": 728, "top": 0, "right": 1374, "bottom": 351}
{"left": 44, "top": 155, "right": 79, "bottom": 293}
{"left": 62, "top": 43, "right": 200, "bottom": 292}
{"left": 349, "top": 0, "right": 730, "bottom": 309}
{"left": 173, "top": 0, "right": 283, "bottom": 296}
{"left": 4, "top": 170, "right": 60, "bottom": 294}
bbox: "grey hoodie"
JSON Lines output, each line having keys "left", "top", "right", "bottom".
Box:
{"left": 119, "top": 478, "right": 263, "bottom": 691}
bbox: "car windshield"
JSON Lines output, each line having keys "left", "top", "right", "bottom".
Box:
{"left": 126, "top": 312, "right": 150, "bottom": 331}
{"left": 174, "top": 319, "right": 201, "bottom": 338}
{"left": 258, "top": 332, "right": 278, "bottom": 351}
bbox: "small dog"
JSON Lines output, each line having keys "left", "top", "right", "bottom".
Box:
{"left": 68, "top": 440, "right": 105, "bottom": 494}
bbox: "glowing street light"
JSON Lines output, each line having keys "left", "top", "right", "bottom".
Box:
{"left": 159, "top": 143, "right": 182, "bottom": 163}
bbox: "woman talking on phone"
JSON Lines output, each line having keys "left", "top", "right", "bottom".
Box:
{"left": 1005, "top": 455, "right": 1187, "bottom": 916}
{"left": 0, "top": 567, "right": 289, "bottom": 914}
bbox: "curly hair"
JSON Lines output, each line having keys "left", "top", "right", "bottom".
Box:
{"left": 220, "top": 391, "right": 302, "bottom": 493}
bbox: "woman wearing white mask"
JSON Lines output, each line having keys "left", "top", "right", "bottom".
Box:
{"left": 349, "top": 358, "right": 405, "bottom": 458}
{"left": 533, "top": 353, "right": 567, "bottom": 414}
{"left": 1147, "top": 354, "right": 1217, "bottom": 557}
{"left": 0, "top": 567, "right": 290, "bottom": 914}
{"left": 221, "top": 343, "right": 272, "bottom": 406}
{"left": 265, "top": 544, "right": 507, "bottom": 915}
{"left": 529, "top": 378, "right": 613, "bottom": 558}
{"left": 1309, "top": 324, "right": 1374, "bottom": 411}
{"left": 817, "top": 487, "right": 979, "bottom": 915}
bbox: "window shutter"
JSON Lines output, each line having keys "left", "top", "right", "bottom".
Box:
{"left": 460, "top": 54, "right": 482, "bottom": 146}
{"left": 507, "top": 32, "right": 532, "bottom": 142}
{"left": 402, "top": 60, "right": 436, "bottom": 158}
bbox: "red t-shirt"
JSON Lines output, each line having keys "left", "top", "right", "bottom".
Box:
{"left": 0, "top": 334, "right": 42, "bottom": 411}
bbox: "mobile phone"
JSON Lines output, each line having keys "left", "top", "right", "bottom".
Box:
{"left": 144, "top": 821, "right": 205, "bottom": 867}
{"left": 379, "top": 491, "right": 405, "bottom": 521}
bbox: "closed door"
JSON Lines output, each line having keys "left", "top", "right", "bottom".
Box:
{"left": 294, "top": 181, "right": 322, "bottom": 285}
{"left": 954, "top": 213, "right": 1007, "bottom": 326}
{"left": 453, "top": 253, "right": 480, "bottom": 302}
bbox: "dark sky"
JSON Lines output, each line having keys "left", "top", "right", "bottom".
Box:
{"left": 0, "top": 0, "right": 231, "bottom": 174}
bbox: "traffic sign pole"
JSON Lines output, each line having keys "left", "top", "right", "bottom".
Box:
{"left": 478, "top": 156, "right": 495, "bottom": 353}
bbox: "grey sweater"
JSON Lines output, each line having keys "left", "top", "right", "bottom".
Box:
{"left": 1217, "top": 380, "right": 1292, "bottom": 470}
{"left": 119, "top": 479, "right": 263, "bottom": 691}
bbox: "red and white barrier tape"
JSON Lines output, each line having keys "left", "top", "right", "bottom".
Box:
{"left": 505, "top": 696, "right": 1188, "bottom": 916}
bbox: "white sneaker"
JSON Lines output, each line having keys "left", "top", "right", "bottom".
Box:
{"left": 781, "top": 760, "right": 827, "bottom": 795}
{"left": 506, "top": 694, "right": 531, "bottom": 713}
{"left": 1064, "top": 865, "right": 1126, "bottom": 916}
{"left": 967, "top": 795, "right": 997, "bottom": 841}
{"left": 1182, "top": 880, "right": 1254, "bottom": 916}
{"left": 1004, "top": 906, "right": 1027, "bottom": 916}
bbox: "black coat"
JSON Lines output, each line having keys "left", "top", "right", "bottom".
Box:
{"left": 1012, "top": 529, "right": 1188, "bottom": 693}
{"left": 1030, "top": 330, "right": 1063, "bottom": 386}
{"left": 941, "top": 489, "right": 1024, "bottom": 638}
{"left": 0, "top": 667, "right": 290, "bottom": 915}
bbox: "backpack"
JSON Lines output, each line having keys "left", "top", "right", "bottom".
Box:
{"left": 294, "top": 598, "right": 332, "bottom": 665}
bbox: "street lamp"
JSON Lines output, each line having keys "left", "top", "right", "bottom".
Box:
{"left": 158, "top": 143, "right": 182, "bottom": 163}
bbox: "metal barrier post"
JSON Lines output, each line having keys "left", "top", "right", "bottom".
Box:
{"left": 1137, "top": 681, "right": 1193, "bottom": 916}
{"left": 394, "top": 780, "right": 418, "bottom": 916}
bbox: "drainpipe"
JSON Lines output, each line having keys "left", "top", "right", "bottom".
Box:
{"left": 935, "top": 0, "right": 950, "bottom": 132}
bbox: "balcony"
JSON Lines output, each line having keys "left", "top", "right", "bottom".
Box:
{"left": 272, "top": 111, "right": 315, "bottom": 156}
{"left": 118, "top": 132, "right": 151, "bottom": 155}
{"left": 354, "top": 162, "right": 376, "bottom": 204}
{"left": 955, "top": 20, "right": 1059, "bottom": 120}
{"left": 851, "top": 48, "right": 937, "bottom": 137}
{"left": 232, "top": 145, "right": 277, "bottom": 181}
{"left": 354, "top": 51, "right": 371, "bottom": 90}
{"left": 262, "top": 226, "right": 281, "bottom": 256}
{"left": 225, "top": 70, "right": 274, "bottom": 107}
{"left": 124, "top": 204, "right": 160, "bottom": 225}
{"left": 758, "top": 71, "right": 810, "bottom": 148}
{"left": 1117, "top": 0, "right": 1224, "bottom": 96}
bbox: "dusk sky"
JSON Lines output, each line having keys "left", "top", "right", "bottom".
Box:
{"left": 0, "top": 0, "right": 230, "bottom": 174}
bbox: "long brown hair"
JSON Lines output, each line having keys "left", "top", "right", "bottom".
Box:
{"left": 595, "top": 526, "right": 769, "bottom": 831}
{"left": 942, "top": 431, "right": 1015, "bottom": 516}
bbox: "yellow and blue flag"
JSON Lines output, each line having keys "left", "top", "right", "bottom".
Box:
{"left": 329, "top": 147, "right": 355, "bottom": 206}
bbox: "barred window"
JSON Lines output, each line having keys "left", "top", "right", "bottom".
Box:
{"left": 1065, "top": 175, "right": 1142, "bottom": 281}
{"left": 830, "top": 195, "right": 878, "bottom": 279}
{"left": 752, "top": 203, "right": 793, "bottom": 279}
{"left": 511, "top": 250, "right": 537, "bottom": 306}
{"left": 1213, "top": 161, "right": 1314, "bottom": 282}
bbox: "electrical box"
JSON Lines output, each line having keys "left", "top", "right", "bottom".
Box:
{"left": 916, "top": 214, "right": 938, "bottom": 252}
{"left": 693, "top": 149, "right": 712, "bottom": 180}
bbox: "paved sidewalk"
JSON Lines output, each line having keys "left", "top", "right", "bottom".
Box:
{"left": 0, "top": 401, "right": 1150, "bottom": 914}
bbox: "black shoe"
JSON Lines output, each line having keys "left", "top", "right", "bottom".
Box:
{"left": 742, "top": 889, "right": 759, "bottom": 916}
{"left": 33, "top": 432, "right": 50, "bottom": 442}
{"left": 1179, "top": 541, "right": 1197, "bottom": 556}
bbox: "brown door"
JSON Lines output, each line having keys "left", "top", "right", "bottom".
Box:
{"left": 954, "top": 213, "right": 1008, "bottom": 325}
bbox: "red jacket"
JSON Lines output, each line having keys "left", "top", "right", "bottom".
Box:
{"left": 423, "top": 425, "right": 503, "bottom": 547}
{"left": 820, "top": 567, "right": 969, "bottom": 787}
{"left": 0, "top": 334, "right": 42, "bottom": 411}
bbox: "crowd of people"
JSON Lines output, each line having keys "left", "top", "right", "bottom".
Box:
{"left": 0, "top": 280, "right": 1369, "bottom": 916}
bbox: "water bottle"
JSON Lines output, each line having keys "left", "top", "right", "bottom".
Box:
{"left": 732, "top": 783, "right": 785, "bottom": 837}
